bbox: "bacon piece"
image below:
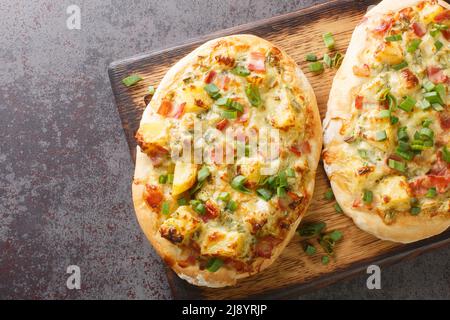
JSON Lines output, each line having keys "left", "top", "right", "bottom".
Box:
{"left": 434, "top": 10, "right": 450, "bottom": 22}
{"left": 355, "top": 95, "right": 364, "bottom": 110}
{"left": 236, "top": 105, "right": 250, "bottom": 123}
{"left": 172, "top": 102, "right": 185, "bottom": 119}
{"left": 218, "top": 74, "right": 230, "bottom": 91}
{"left": 439, "top": 111, "right": 450, "bottom": 130}
{"left": 373, "top": 19, "right": 392, "bottom": 34}
{"left": 409, "top": 175, "right": 450, "bottom": 195}
{"left": 427, "top": 66, "right": 448, "bottom": 84}
{"left": 411, "top": 22, "right": 426, "bottom": 37}
{"left": 215, "top": 55, "right": 235, "bottom": 67}
{"left": 442, "top": 29, "right": 450, "bottom": 41}
{"left": 215, "top": 119, "right": 229, "bottom": 131}
{"left": 202, "top": 200, "right": 220, "bottom": 222}
{"left": 255, "top": 236, "right": 281, "bottom": 258}
{"left": 353, "top": 64, "right": 371, "bottom": 77}
{"left": 144, "top": 185, "right": 164, "bottom": 209}
{"left": 247, "top": 51, "right": 266, "bottom": 72}
{"left": 289, "top": 145, "right": 302, "bottom": 157}
{"left": 157, "top": 99, "right": 173, "bottom": 117}
{"left": 204, "top": 70, "right": 217, "bottom": 84}
{"left": 401, "top": 69, "right": 419, "bottom": 89}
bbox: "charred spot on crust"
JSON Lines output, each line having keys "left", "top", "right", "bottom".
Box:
{"left": 160, "top": 226, "right": 184, "bottom": 244}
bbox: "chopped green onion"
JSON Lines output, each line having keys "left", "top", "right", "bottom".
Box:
{"left": 257, "top": 188, "right": 273, "bottom": 201}
{"left": 215, "top": 97, "right": 229, "bottom": 106}
{"left": 161, "top": 201, "right": 170, "bottom": 215}
{"left": 204, "top": 83, "right": 221, "bottom": 100}
{"left": 395, "top": 147, "right": 414, "bottom": 161}
{"left": 390, "top": 116, "right": 399, "bottom": 125}
{"left": 309, "top": 62, "right": 324, "bottom": 73}
{"left": 148, "top": 85, "right": 155, "bottom": 94}
{"left": 375, "top": 130, "right": 387, "bottom": 141}
{"left": 245, "top": 84, "right": 262, "bottom": 107}
{"left": 122, "top": 74, "right": 143, "bottom": 87}
{"left": 423, "top": 80, "right": 435, "bottom": 92}
{"left": 392, "top": 60, "right": 408, "bottom": 70}
{"left": 385, "top": 34, "right": 402, "bottom": 42}
{"left": 177, "top": 197, "right": 187, "bottom": 206}
{"left": 398, "top": 127, "right": 409, "bottom": 141}
{"left": 230, "top": 65, "right": 250, "bottom": 77}
{"left": 434, "top": 23, "right": 449, "bottom": 31}
{"left": 167, "top": 174, "right": 174, "bottom": 184}
{"left": 194, "top": 202, "right": 206, "bottom": 215}
{"left": 358, "top": 149, "right": 368, "bottom": 159}
{"left": 362, "top": 190, "right": 373, "bottom": 204}
{"left": 422, "top": 119, "right": 433, "bottom": 128}
{"left": 218, "top": 192, "right": 230, "bottom": 202}
{"left": 332, "top": 52, "right": 344, "bottom": 68}
{"left": 378, "top": 109, "right": 391, "bottom": 118}
{"left": 434, "top": 84, "right": 446, "bottom": 102}
{"left": 197, "top": 166, "right": 210, "bottom": 182}
{"left": 159, "top": 175, "right": 167, "bottom": 184}
{"left": 323, "top": 32, "right": 335, "bottom": 49}
{"left": 387, "top": 93, "right": 397, "bottom": 110}
{"left": 334, "top": 203, "right": 343, "bottom": 213}
{"left": 329, "top": 230, "right": 343, "bottom": 242}
{"left": 276, "top": 186, "right": 286, "bottom": 198}
{"left": 442, "top": 147, "right": 450, "bottom": 163}
{"left": 323, "top": 53, "right": 332, "bottom": 67}
{"left": 432, "top": 103, "right": 444, "bottom": 112}
{"left": 425, "top": 187, "right": 437, "bottom": 198}
{"left": 435, "top": 40, "right": 443, "bottom": 51}
{"left": 278, "top": 171, "right": 288, "bottom": 188}
{"left": 419, "top": 127, "right": 434, "bottom": 140}
{"left": 324, "top": 188, "right": 335, "bottom": 201}
{"left": 388, "top": 159, "right": 406, "bottom": 172}
{"left": 304, "top": 244, "right": 316, "bottom": 256}
{"left": 206, "top": 258, "right": 223, "bottom": 272}
{"left": 230, "top": 175, "right": 252, "bottom": 194}
{"left": 410, "top": 206, "right": 421, "bottom": 216}
{"left": 417, "top": 99, "right": 431, "bottom": 110}
{"left": 407, "top": 39, "right": 421, "bottom": 53}
{"left": 322, "top": 255, "right": 330, "bottom": 265}
{"left": 222, "top": 110, "right": 237, "bottom": 119}
{"left": 226, "top": 199, "right": 238, "bottom": 212}
{"left": 305, "top": 53, "right": 318, "bottom": 62}
{"left": 286, "top": 168, "right": 296, "bottom": 177}
{"left": 424, "top": 91, "right": 443, "bottom": 105}
{"left": 398, "top": 96, "right": 416, "bottom": 112}
{"left": 298, "top": 221, "right": 326, "bottom": 238}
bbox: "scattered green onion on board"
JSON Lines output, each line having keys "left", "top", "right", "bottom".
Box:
{"left": 122, "top": 74, "right": 143, "bottom": 87}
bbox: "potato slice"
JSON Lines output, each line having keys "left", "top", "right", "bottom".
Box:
{"left": 172, "top": 162, "right": 198, "bottom": 196}
{"left": 182, "top": 85, "right": 213, "bottom": 114}
{"left": 375, "top": 41, "right": 404, "bottom": 65}
{"left": 135, "top": 118, "right": 169, "bottom": 156}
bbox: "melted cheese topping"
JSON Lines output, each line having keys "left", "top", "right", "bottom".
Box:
{"left": 330, "top": 0, "right": 449, "bottom": 223}
{"left": 135, "top": 36, "right": 317, "bottom": 269}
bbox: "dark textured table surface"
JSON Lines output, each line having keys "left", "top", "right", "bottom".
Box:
{"left": 0, "top": 0, "right": 449, "bottom": 299}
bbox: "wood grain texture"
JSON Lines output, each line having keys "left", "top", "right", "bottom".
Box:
{"left": 108, "top": 0, "right": 450, "bottom": 299}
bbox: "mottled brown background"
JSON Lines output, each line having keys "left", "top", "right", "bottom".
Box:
{"left": 0, "top": 0, "right": 449, "bottom": 299}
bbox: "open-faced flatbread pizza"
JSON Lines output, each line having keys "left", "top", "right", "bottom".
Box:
{"left": 324, "top": 0, "right": 450, "bottom": 243}
{"left": 132, "top": 35, "right": 322, "bottom": 287}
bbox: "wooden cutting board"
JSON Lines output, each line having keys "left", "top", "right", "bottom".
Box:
{"left": 108, "top": 0, "right": 450, "bottom": 299}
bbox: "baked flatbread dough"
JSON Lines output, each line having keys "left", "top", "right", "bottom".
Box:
{"left": 324, "top": 0, "right": 450, "bottom": 243}
{"left": 133, "top": 35, "right": 322, "bottom": 286}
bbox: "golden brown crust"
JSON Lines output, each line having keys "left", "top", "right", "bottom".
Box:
{"left": 133, "top": 34, "right": 322, "bottom": 287}
{"left": 324, "top": 0, "right": 450, "bottom": 243}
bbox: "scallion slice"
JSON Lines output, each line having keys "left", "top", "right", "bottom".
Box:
{"left": 375, "top": 130, "right": 387, "bottom": 141}
{"left": 230, "top": 65, "right": 250, "bottom": 77}
{"left": 204, "top": 83, "right": 221, "bottom": 100}
{"left": 222, "top": 110, "right": 237, "bottom": 119}
{"left": 407, "top": 39, "right": 421, "bottom": 53}
{"left": 197, "top": 165, "right": 210, "bottom": 182}
{"left": 398, "top": 96, "right": 416, "bottom": 112}
{"left": 323, "top": 32, "right": 335, "bottom": 49}
{"left": 305, "top": 53, "right": 318, "bottom": 62}
{"left": 159, "top": 175, "right": 167, "bottom": 184}
{"left": 230, "top": 175, "right": 252, "bottom": 194}
{"left": 425, "top": 187, "right": 437, "bottom": 198}
{"left": 385, "top": 34, "right": 402, "bottom": 42}
{"left": 161, "top": 201, "right": 170, "bottom": 215}
{"left": 362, "top": 190, "right": 373, "bottom": 204}
{"left": 206, "top": 258, "right": 223, "bottom": 272}
{"left": 226, "top": 199, "right": 238, "bottom": 211}
{"left": 122, "top": 74, "right": 143, "bottom": 87}
{"left": 324, "top": 188, "right": 334, "bottom": 200}
{"left": 323, "top": 53, "right": 332, "bottom": 68}
{"left": 218, "top": 192, "right": 230, "bottom": 202}
{"left": 442, "top": 146, "right": 450, "bottom": 163}
{"left": 392, "top": 60, "right": 408, "bottom": 70}
{"left": 309, "top": 61, "right": 324, "bottom": 73}
{"left": 378, "top": 109, "right": 391, "bottom": 118}
{"left": 435, "top": 40, "right": 443, "bottom": 51}
{"left": 388, "top": 159, "right": 406, "bottom": 172}
{"left": 245, "top": 84, "right": 262, "bottom": 107}
{"left": 257, "top": 188, "right": 273, "bottom": 201}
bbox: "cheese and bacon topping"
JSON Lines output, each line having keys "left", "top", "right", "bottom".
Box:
{"left": 134, "top": 35, "right": 320, "bottom": 275}
{"left": 325, "top": 0, "right": 449, "bottom": 226}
